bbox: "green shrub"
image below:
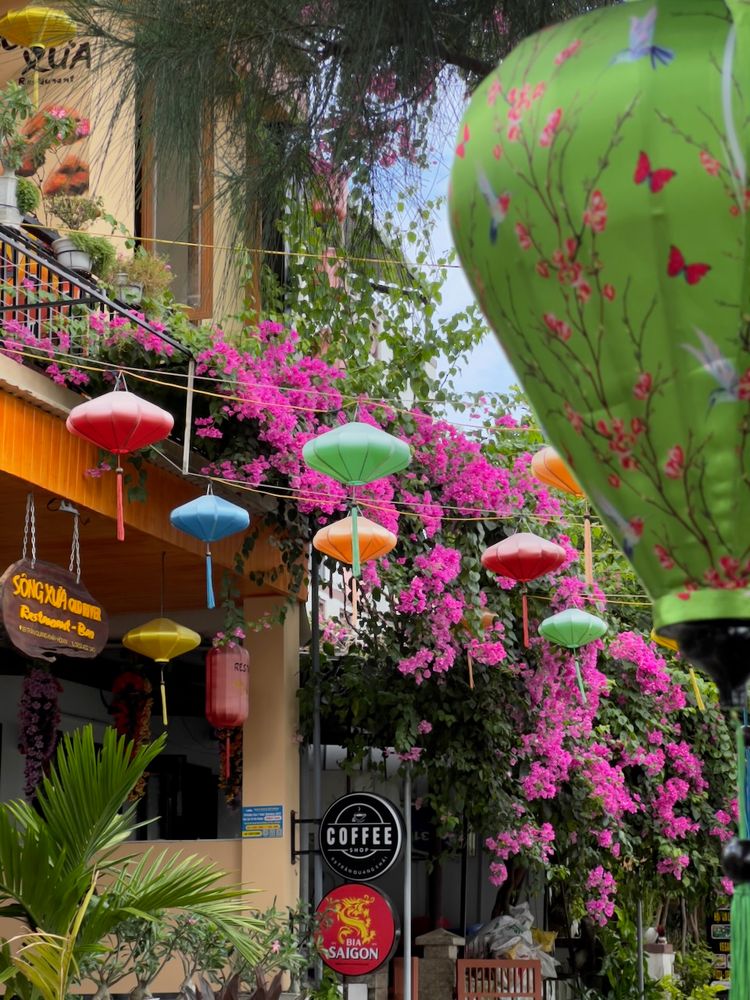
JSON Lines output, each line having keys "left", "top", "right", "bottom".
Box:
{"left": 69, "top": 232, "right": 117, "bottom": 278}
{"left": 15, "top": 178, "right": 40, "bottom": 216}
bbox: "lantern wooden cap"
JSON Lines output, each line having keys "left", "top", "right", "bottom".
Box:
{"left": 122, "top": 617, "right": 201, "bottom": 662}
{"left": 531, "top": 447, "right": 584, "bottom": 498}
{"left": 482, "top": 531, "right": 566, "bottom": 582}
{"left": 313, "top": 514, "right": 397, "bottom": 565}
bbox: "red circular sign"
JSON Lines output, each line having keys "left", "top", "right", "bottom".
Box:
{"left": 316, "top": 883, "right": 399, "bottom": 976}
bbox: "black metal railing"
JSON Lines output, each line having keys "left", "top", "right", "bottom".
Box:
{"left": 0, "top": 223, "right": 191, "bottom": 360}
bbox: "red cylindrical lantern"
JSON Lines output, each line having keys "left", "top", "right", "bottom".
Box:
{"left": 206, "top": 645, "right": 250, "bottom": 728}
{"left": 206, "top": 645, "right": 250, "bottom": 780}
{"left": 482, "top": 532, "right": 566, "bottom": 647}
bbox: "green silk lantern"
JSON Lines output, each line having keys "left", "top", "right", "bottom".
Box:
{"left": 302, "top": 421, "right": 411, "bottom": 486}
{"left": 449, "top": 0, "right": 750, "bottom": 705}
{"left": 303, "top": 421, "right": 411, "bottom": 576}
{"left": 450, "top": 3, "right": 750, "bottom": 990}
{"left": 538, "top": 608, "right": 607, "bottom": 703}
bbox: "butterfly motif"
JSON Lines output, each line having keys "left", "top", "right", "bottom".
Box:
{"left": 668, "top": 245, "right": 710, "bottom": 285}
{"left": 634, "top": 152, "right": 676, "bottom": 193}
{"left": 612, "top": 7, "right": 675, "bottom": 69}
{"left": 456, "top": 124, "right": 470, "bottom": 159}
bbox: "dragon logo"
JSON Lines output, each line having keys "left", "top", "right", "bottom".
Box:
{"left": 333, "top": 894, "right": 377, "bottom": 945}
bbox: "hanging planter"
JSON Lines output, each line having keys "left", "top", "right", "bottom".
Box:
{"left": 0, "top": 173, "right": 21, "bottom": 228}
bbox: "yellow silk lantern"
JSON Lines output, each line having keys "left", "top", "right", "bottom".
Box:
{"left": 122, "top": 617, "right": 201, "bottom": 725}
{"left": 650, "top": 628, "right": 704, "bottom": 712}
{"left": 0, "top": 7, "right": 76, "bottom": 105}
{"left": 314, "top": 514, "right": 397, "bottom": 624}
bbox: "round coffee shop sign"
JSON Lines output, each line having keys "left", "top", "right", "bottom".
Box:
{"left": 319, "top": 792, "right": 403, "bottom": 882}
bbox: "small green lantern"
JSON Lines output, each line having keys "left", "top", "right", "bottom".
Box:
{"left": 539, "top": 608, "right": 607, "bottom": 703}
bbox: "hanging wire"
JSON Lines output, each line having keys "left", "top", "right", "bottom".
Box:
{"left": 22, "top": 493, "right": 36, "bottom": 567}
{"left": 69, "top": 508, "right": 81, "bottom": 583}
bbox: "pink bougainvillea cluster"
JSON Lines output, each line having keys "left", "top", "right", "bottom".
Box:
{"left": 3, "top": 308, "right": 735, "bottom": 924}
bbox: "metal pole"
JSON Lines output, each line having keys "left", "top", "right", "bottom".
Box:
{"left": 404, "top": 764, "right": 412, "bottom": 1000}
{"left": 311, "top": 545, "right": 323, "bottom": 910}
{"left": 182, "top": 357, "right": 195, "bottom": 475}
{"left": 636, "top": 896, "right": 645, "bottom": 1000}
{"left": 459, "top": 813, "right": 469, "bottom": 939}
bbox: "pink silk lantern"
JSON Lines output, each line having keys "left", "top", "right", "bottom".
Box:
{"left": 482, "top": 532, "right": 566, "bottom": 647}
{"left": 206, "top": 645, "right": 250, "bottom": 778}
{"left": 66, "top": 383, "right": 174, "bottom": 540}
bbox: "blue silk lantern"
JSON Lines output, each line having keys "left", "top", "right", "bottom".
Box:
{"left": 170, "top": 485, "right": 250, "bottom": 608}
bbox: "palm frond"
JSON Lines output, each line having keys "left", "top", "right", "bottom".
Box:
{"left": 7, "top": 728, "right": 165, "bottom": 871}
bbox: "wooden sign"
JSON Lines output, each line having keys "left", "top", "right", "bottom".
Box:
{"left": 0, "top": 559, "right": 108, "bottom": 660}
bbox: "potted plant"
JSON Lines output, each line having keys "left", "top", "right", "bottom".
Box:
{"left": 47, "top": 193, "right": 105, "bottom": 273}
{"left": 0, "top": 82, "right": 81, "bottom": 227}
{"left": 108, "top": 246, "right": 175, "bottom": 305}
{"left": 0, "top": 82, "right": 34, "bottom": 226}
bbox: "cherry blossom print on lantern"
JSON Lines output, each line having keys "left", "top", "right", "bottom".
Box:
{"left": 449, "top": 0, "right": 750, "bottom": 708}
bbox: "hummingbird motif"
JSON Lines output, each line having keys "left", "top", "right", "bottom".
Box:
{"left": 682, "top": 327, "right": 740, "bottom": 410}
{"left": 594, "top": 494, "right": 644, "bottom": 559}
{"left": 476, "top": 166, "right": 511, "bottom": 244}
{"left": 612, "top": 8, "right": 674, "bottom": 69}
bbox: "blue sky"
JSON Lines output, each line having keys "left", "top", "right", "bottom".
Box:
{"left": 420, "top": 129, "right": 518, "bottom": 402}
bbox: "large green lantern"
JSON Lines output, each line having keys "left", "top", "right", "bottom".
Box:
{"left": 302, "top": 421, "right": 410, "bottom": 576}
{"left": 450, "top": 0, "right": 750, "bottom": 705}
{"left": 450, "top": 2, "right": 750, "bottom": 991}
{"left": 302, "top": 421, "right": 411, "bottom": 486}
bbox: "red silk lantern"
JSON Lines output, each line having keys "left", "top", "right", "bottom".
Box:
{"left": 482, "top": 532, "right": 566, "bottom": 647}
{"left": 206, "top": 645, "right": 250, "bottom": 778}
{"left": 66, "top": 383, "right": 174, "bottom": 540}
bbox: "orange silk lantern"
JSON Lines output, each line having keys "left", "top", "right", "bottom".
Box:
{"left": 482, "top": 532, "right": 566, "bottom": 647}
{"left": 462, "top": 610, "right": 498, "bottom": 690}
{"left": 313, "top": 515, "right": 396, "bottom": 565}
{"left": 314, "top": 514, "right": 397, "bottom": 623}
{"left": 206, "top": 645, "right": 250, "bottom": 778}
{"left": 532, "top": 446, "right": 594, "bottom": 587}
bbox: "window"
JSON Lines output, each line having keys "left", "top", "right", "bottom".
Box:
{"left": 137, "top": 125, "right": 214, "bottom": 320}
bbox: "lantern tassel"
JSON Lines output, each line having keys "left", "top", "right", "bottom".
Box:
{"left": 225, "top": 733, "right": 230, "bottom": 780}
{"left": 574, "top": 656, "right": 587, "bottom": 705}
{"left": 731, "top": 723, "right": 750, "bottom": 1000}
{"left": 467, "top": 651, "right": 475, "bottom": 690}
{"left": 160, "top": 667, "right": 168, "bottom": 726}
{"left": 206, "top": 546, "right": 215, "bottom": 609}
{"left": 689, "top": 668, "right": 705, "bottom": 712}
{"left": 522, "top": 590, "right": 530, "bottom": 648}
{"left": 351, "top": 504, "right": 361, "bottom": 578}
{"left": 584, "top": 514, "right": 594, "bottom": 586}
{"left": 351, "top": 576, "right": 358, "bottom": 627}
{"left": 116, "top": 465, "right": 125, "bottom": 541}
